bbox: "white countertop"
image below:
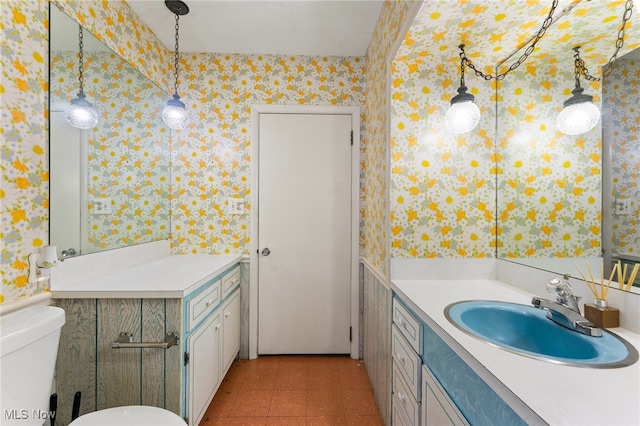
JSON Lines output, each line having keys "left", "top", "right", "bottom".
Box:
{"left": 51, "top": 255, "right": 242, "bottom": 299}
{"left": 392, "top": 279, "right": 640, "bottom": 426}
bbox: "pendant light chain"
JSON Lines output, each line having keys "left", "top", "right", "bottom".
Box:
{"left": 458, "top": 47, "right": 467, "bottom": 88}
{"left": 173, "top": 13, "right": 180, "bottom": 95}
{"left": 576, "top": 0, "right": 633, "bottom": 82}
{"left": 459, "top": 0, "right": 559, "bottom": 81}
{"left": 77, "top": 25, "right": 85, "bottom": 93}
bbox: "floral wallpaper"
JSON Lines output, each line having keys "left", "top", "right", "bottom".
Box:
{"left": 363, "top": 0, "right": 419, "bottom": 273}
{"left": 390, "top": 0, "right": 501, "bottom": 259}
{"left": 169, "top": 53, "right": 364, "bottom": 255}
{"left": 1, "top": 1, "right": 50, "bottom": 303}
{"left": 605, "top": 58, "right": 639, "bottom": 259}
{"left": 390, "top": 56, "right": 496, "bottom": 258}
{"left": 50, "top": 51, "right": 170, "bottom": 253}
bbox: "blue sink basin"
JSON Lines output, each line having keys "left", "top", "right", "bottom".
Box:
{"left": 445, "top": 300, "right": 638, "bottom": 368}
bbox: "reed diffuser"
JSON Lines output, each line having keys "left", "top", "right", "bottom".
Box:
{"left": 576, "top": 262, "right": 620, "bottom": 328}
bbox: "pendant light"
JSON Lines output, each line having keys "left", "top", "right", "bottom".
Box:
{"left": 445, "top": 45, "right": 480, "bottom": 134}
{"left": 443, "top": 1, "right": 559, "bottom": 134}
{"left": 555, "top": 47, "right": 600, "bottom": 135}
{"left": 162, "top": 0, "right": 190, "bottom": 130}
{"left": 65, "top": 25, "right": 99, "bottom": 129}
{"left": 556, "top": 0, "right": 633, "bottom": 135}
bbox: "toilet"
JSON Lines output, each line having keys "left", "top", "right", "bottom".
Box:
{"left": 0, "top": 305, "right": 186, "bottom": 426}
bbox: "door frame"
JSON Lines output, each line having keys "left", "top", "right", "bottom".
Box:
{"left": 249, "top": 104, "right": 361, "bottom": 359}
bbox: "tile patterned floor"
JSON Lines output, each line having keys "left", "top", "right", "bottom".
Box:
{"left": 199, "top": 355, "right": 383, "bottom": 426}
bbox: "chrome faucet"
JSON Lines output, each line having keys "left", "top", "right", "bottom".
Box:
{"left": 531, "top": 277, "right": 602, "bottom": 337}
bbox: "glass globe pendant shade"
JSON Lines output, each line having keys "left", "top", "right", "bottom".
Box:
{"left": 556, "top": 85, "right": 600, "bottom": 135}
{"left": 445, "top": 85, "right": 480, "bottom": 134}
{"left": 65, "top": 92, "right": 99, "bottom": 129}
{"left": 162, "top": 94, "right": 190, "bottom": 130}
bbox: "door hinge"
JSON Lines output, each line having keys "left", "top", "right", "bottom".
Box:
{"left": 184, "top": 352, "right": 190, "bottom": 366}
{"left": 350, "top": 131, "right": 353, "bottom": 146}
{"left": 349, "top": 326, "right": 352, "bottom": 342}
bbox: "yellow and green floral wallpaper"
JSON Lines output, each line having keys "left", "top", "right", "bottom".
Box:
{"left": 605, "top": 58, "right": 639, "bottom": 258}
{"left": 363, "top": 0, "right": 418, "bottom": 273}
{"left": 169, "top": 53, "right": 364, "bottom": 254}
{"left": 2, "top": 1, "right": 51, "bottom": 303}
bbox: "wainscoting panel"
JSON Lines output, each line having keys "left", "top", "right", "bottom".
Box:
{"left": 362, "top": 260, "right": 391, "bottom": 425}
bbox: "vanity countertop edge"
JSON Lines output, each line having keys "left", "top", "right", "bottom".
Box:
{"left": 51, "top": 254, "right": 243, "bottom": 299}
{"left": 391, "top": 278, "right": 640, "bottom": 426}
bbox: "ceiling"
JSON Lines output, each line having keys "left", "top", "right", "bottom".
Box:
{"left": 125, "top": 0, "right": 384, "bottom": 57}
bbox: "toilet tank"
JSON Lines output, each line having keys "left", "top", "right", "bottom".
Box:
{"left": 1, "top": 306, "right": 65, "bottom": 425}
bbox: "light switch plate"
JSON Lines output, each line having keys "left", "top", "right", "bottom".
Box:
{"left": 92, "top": 198, "right": 112, "bottom": 214}
{"left": 615, "top": 200, "right": 632, "bottom": 215}
{"left": 227, "top": 198, "right": 245, "bottom": 215}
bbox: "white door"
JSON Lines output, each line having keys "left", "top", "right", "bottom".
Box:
{"left": 50, "top": 110, "right": 87, "bottom": 258}
{"left": 258, "top": 113, "right": 352, "bottom": 354}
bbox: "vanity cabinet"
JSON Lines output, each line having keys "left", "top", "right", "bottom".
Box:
{"left": 54, "top": 263, "right": 241, "bottom": 426}
{"left": 391, "top": 298, "right": 422, "bottom": 425}
{"left": 391, "top": 294, "right": 524, "bottom": 426}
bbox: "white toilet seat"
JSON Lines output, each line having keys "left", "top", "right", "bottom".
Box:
{"left": 68, "top": 405, "right": 187, "bottom": 426}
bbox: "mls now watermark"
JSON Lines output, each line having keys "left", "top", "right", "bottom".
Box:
{"left": 4, "top": 409, "right": 56, "bottom": 420}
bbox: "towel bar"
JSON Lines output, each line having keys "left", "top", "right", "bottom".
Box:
{"left": 112, "top": 332, "right": 179, "bottom": 349}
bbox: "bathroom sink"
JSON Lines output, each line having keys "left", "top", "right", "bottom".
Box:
{"left": 445, "top": 300, "right": 638, "bottom": 368}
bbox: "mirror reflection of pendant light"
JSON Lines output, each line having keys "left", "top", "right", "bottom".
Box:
{"left": 162, "top": 0, "right": 190, "bottom": 130}
{"left": 65, "top": 25, "right": 99, "bottom": 129}
{"left": 445, "top": 44, "right": 480, "bottom": 134}
{"left": 556, "top": 47, "right": 600, "bottom": 135}
{"left": 556, "top": 0, "right": 633, "bottom": 136}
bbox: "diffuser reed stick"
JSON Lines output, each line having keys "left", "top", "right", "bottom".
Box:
{"left": 625, "top": 263, "right": 639, "bottom": 292}
{"left": 575, "top": 263, "right": 618, "bottom": 301}
{"left": 576, "top": 265, "right": 599, "bottom": 299}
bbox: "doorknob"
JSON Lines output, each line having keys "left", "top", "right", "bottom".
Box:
{"left": 261, "top": 248, "right": 271, "bottom": 256}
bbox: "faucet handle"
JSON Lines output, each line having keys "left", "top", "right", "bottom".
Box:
{"left": 546, "top": 277, "right": 574, "bottom": 300}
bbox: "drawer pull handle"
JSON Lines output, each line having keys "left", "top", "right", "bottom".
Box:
{"left": 397, "top": 318, "right": 406, "bottom": 327}
{"left": 225, "top": 312, "right": 231, "bottom": 318}
{"left": 215, "top": 323, "right": 221, "bottom": 331}
{"left": 395, "top": 352, "right": 404, "bottom": 362}
{"left": 396, "top": 392, "right": 406, "bottom": 403}
{"left": 112, "top": 332, "right": 179, "bottom": 349}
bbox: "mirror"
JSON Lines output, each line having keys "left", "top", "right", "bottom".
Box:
{"left": 49, "top": 5, "right": 170, "bottom": 259}
{"left": 495, "top": 1, "right": 639, "bottom": 292}
{"left": 602, "top": 47, "right": 640, "bottom": 289}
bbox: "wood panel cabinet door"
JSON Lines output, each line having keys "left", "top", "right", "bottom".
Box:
{"left": 222, "top": 291, "right": 241, "bottom": 373}
{"left": 421, "top": 365, "right": 469, "bottom": 426}
{"left": 187, "top": 311, "right": 221, "bottom": 425}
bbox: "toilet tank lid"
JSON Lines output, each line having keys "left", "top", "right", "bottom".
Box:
{"left": 1, "top": 306, "right": 65, "bottom": 357}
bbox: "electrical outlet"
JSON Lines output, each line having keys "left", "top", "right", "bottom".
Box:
{"left": 615, "top": 200, "right": 632, "bottom": 215}
{"left": 227, "top": 198, "right": 245, "bottom": 215}
{"left": 93, "top": 198, "right": 112, "bottom": 214}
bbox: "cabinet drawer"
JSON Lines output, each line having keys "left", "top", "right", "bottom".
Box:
{"left": 392, "top": 324, "right": 421, "bottom": 401}
{"left": 393, "top": 297, "right": 422, "bottom": 354}
{"left": 186, "top": 280, "right": 221, "bottom": 332}
{"left": 221, "top": 266, "right": 240, "bottom": 299}
{"left": 392, "top": 361, "right": 420, "bottom": 426}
